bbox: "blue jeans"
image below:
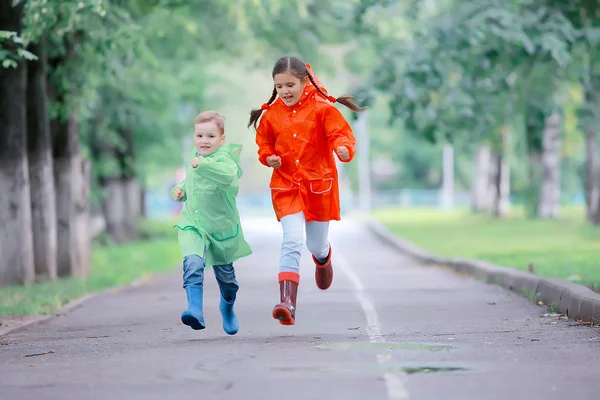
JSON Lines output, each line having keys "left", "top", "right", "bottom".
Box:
{"left": 182, "top": 254, "right": 239, "bottom": 302}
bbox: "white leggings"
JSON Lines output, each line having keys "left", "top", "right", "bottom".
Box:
{"left": 279, "top": 211, "right": 330, "bottom": 274}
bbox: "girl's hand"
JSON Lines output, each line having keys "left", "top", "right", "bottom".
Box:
{"left": 336, "top": 146, "right": 350, "bottom": 161}
{"left": 191, "top": 157, "right": 200, "bottom": 168}
{"left": 266, "top": 155, "right": 282, "bottom": 169}
{"left": 172, "top": 188, "right": 185, "bottom": 201}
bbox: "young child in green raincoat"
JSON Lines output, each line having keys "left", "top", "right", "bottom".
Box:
{"left": 171, "top": 111, "right": 252, "bottom": 335}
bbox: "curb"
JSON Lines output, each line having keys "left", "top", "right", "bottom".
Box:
{"left": 367, "top": 219, "right": 600, "bottom": 324}
{"left": 0, "top": 275, "right": 153, "bottom": 339}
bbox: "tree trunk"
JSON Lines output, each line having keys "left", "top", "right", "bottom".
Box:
{"left": 101, "top": 177, "right": 129, "bottom": 243}
{"left": 123, "top": 177, "right": 140, "bottom": 239}
{"left": 118, "top": 128, "right": 139, "bottom": 240}
{"left": 52, "top": 114, "right": 91, "bottom": 277}
{"left": 91, "top": 107, "right": 138, "bottom": 243}
{"left": 88, "top": 124, "right": 123, "bottom": 243}
{"left": 471, "top": 144, "right": 492, "bottom": 212}
{"left": 526, "top": 150, "right": 543, "bottom": 217}
{"left": 537, "top": 111, "right": 561, "bottom": 218}
{"left": 471, "top": 143, "right": 509, "bottom": 216}
{"left": 441, "top": 144, "right": 454, "bottom": 209}
{"left": 487, "top": 151, "right": 499, "bottom": 211}
{"left": 139, "top": 185, "right": 147, "bottom": 218}
{"left": 524, "top": 111, "right": 544, "bottom": 218}
{"left": 0, "top": 1, "right": 35, "bottom": 286}
{"left": 491, "top": 150, "right": 510, "bottom": 217}
{"left": 27, "top": 37, "right": 57, "bottom": 280}
{"left": 584, "top": 128, "right": 599, "bottom": 220}
{"left": 583, "top": 89, "right": 600, "bottom": 224}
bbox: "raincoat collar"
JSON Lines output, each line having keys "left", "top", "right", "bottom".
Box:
{"left": 194, "top": 143, "right": 243, "bottom": 178}
{"left": 274, "top": 84, "right": 319, "bottom": 111}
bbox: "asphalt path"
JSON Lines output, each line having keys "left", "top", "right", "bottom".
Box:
{"left": 1, "top": 216, "right": 598, "bottom": 399}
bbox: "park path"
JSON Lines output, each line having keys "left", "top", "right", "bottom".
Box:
{"left": 1, "top": 216, "right": 598, "bottom": 399}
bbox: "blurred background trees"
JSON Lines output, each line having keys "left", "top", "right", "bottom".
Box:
{"left": 2, "top": 0, "right": 600, "bottom": 287}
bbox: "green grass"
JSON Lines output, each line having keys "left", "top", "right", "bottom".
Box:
{"left": 0, "top": 219, "right": 181, "bottom": 316}
{"left": 372, "top": 206, "right": 600, "bottom": 292}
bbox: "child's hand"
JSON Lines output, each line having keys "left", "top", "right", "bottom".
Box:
{"left": 191, "top": 157, "right": 200, "bottom": 168}
{"left": 172, "top": 188, "right": 185, "bottom": 201}
{"left": 336, "top": 146, "right": 350, "bottom": 161}
{"left": 266, "top": 155, "right": 282, "bottom": 169}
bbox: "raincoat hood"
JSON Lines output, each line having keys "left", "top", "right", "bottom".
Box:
{"left": 203, "top": 143, "right": 243, "bottom": 179}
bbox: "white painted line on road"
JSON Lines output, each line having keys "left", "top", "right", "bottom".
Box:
{"left": 335, "top": 252, "right": 410, "bottom": 400}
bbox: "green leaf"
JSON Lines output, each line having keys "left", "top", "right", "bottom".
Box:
{"left": 0, "top": 30, "right": 17, "bottom": 40}
{"left": 2, "top": 59, "right": 17, "bottom": 68}
{"left": 17, "top": 48, "right": 39, "bottom": 61}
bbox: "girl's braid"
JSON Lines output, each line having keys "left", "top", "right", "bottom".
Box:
{"left": 266, "top": 86, "right": 277, "bottom": 105}
{"left": 248, "top": 86, "right": 278, "bottom": 129}
{"left": 306, "top": 73, "right": 331, "bottom": 101}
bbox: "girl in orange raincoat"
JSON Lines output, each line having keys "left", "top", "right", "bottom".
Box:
{"left": 248, "top": 56, "right": 366, "bottom": 326}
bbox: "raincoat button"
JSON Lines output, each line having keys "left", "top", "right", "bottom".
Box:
{"left": 293, "top": 110, "right": 296, "bottom": 113}
{"left": 296, "top": 160, "right": 299, "bottom": 163}
{"left": 293, "top": 134, "right": 297, "bottom": 137}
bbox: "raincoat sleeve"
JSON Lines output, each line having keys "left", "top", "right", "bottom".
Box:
{"left": 256, "top": 115, "right": 276, "bottom": 166}
{"left": 170, "top": 180, "right": 187, "bottom": 202}
{"left": 320, "top": 105, "right": 356, "bottom": 162}
{"left": 193, "top": 155, "right": 238, "bottom": 187}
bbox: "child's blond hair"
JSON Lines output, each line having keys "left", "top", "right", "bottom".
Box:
{"left": 194, "top": 111, "right": 225, "bottom": 135}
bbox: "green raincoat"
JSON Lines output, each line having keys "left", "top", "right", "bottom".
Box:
{"left": 171, "top": 143, "right": 252, "bottom": 267}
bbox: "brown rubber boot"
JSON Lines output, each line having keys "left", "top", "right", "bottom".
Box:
{"left": 272, "top": 272, "right": 300, "bottom": 325}
{"left": 313, "top": 245, "right": 333, "bottom": 290}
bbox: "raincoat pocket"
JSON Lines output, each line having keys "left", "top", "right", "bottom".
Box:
{"left": 208, "top": 224, "right": 243, "bottom": 266}
{"left": 210, "top": 224, "right": 240, "bottom": 242}
{"left": 309, "top": 178, "right": 333, "bottom": 194}
{"left": 269, "top": 175, "right": 294, "bottom": 191}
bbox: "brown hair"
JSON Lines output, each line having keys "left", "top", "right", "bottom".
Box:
{"left": 195, "top": 111, "right": 225, "bottom": 135}
{"left": 247, "top": 56, "right": 367, "bottom": 129}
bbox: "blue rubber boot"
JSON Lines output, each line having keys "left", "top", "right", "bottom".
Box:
{"left": 181, "top": 285, "right": 205, "bottom": 330}
{"left": 219, "top": 293, "right": 239, "bottom": 335}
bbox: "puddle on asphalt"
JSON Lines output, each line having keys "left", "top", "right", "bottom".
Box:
{"left": 313, "top": 342, "right": 457, "bottom": 352}
{"left": 269, "top": 364, "right": 468, "bottom": 374}
{"left": 395, "top": 366, "right": 467, "bottom": 374}
{"left": 269, "top": 342, "right": 466, "bottom": 375}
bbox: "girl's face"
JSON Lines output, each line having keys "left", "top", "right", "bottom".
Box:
{"left": 274, "top": 72, "right": 307, "bottom": 107}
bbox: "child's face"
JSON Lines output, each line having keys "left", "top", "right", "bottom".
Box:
{"left": 274, "top": 72, "right": 307, "bottom": 107}
{"left": 194, "top": 121, "right": 225, "bottom": 157}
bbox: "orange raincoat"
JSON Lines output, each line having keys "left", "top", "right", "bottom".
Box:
{"left": 256, "top": 67, "right": 356, "bottom": 222}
